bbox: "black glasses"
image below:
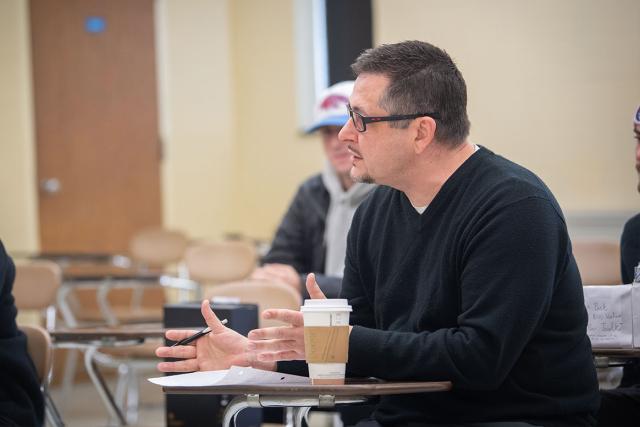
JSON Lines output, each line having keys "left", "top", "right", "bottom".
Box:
{"left": 347, "top": 104, "right": 439, "bottom": 132}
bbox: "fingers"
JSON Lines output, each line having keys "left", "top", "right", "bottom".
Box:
{"left": 256, "top": 350, "right": 301, "bottom": 362}
{"left": 201, "top": 299, "right": 227, "bottom": 333}
{"left": 250, "top": 268, "right": 271, "bottom": 281}
{"left": 247, "top": 339, "right": 300, "bottom": 352}
{"left": 248, "top": 324, "right": 303, "bottom": 340}
{"left": 156, "top": 359, "right": 199, "bottom": 373}
{"left": 155, "top": 345, "right": 197, "bottom": 359}
{"left": 306, "top": 273, "right": 326, "bottom": 300}
{"left": 164, "top": 329, "right": 198, "bottom": 341}
{"left": 260, "top": 309, "right": 304, "bottom": 327}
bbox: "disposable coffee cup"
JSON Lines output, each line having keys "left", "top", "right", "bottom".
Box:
{"left": 301, "top": 299, "right": 352, "bottom": 385}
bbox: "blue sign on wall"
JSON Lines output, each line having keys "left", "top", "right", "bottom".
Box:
{"left": 85, "top": 16, "right": 106, "bottom": 34}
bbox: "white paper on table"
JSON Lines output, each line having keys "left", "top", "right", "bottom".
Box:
{"left": 584, "top": 285, "right": 633, "bottom": 348}
{"left": 148, "top": 366, "right": 310, "bottom": 387}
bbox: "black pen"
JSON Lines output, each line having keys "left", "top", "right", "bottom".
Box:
{"left": 171, "top": 319, "right": 228, "bottom": 347}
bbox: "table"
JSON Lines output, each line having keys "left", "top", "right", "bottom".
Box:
{"left": 58, "top": 268, "right": 199, "bottom": 327}
{"left": 51, "top": 324, "right": 166, "bottom": 425}
{"left": 592, "top": 347, "right": 640, "bottom": 368}
{"left": 163, "top": 379, "right": 452, "bottom": 427}
{"left": 19, "top": 252, "right": 199, "bottom": 327}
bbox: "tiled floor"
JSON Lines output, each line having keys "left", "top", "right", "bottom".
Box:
{"left": 49, "top": 379, "right": 164, "bottom": 427}
{"left": 48, "top": 377, "right": 334, "bottom": 427}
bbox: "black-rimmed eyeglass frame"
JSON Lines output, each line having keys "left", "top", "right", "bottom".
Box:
{"left": 347, "top": 104, "right": 439, "bottom": 133}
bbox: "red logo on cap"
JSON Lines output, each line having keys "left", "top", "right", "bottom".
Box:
{"left": 321, "top": 94, "right": 349, "bottom": 110}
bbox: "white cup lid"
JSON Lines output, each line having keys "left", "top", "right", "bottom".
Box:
{"left": 300, "top": 299, "right": 352, "bottom": 312}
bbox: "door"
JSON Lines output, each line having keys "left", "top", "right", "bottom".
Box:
{"left": 30, "top": 0, "right": 162, "bottom": 254}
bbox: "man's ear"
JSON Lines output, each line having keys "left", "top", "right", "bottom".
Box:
{"left": 413, "top": 117, "right": 437, "bottom": 154}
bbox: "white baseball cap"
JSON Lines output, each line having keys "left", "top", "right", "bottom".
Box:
{"left": 306, "top": 81, "right": 354, "bottom": 133}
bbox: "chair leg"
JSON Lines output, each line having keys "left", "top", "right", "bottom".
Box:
{"left": 331, "top": 412, "right": 344, "bottom": 427}
{"left": 125, "top": 366, "right": 139, "bottom": 425}
{"left": 114, "top": 363, "right": 130, "bottom": 413}
{"left": 44, "top": 389, "right": 65, "bottom": 427}
{"left": 60, "top": 349, "right": 79, "bottom": 411}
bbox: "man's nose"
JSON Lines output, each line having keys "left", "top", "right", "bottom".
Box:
{"left": 338, "top": 118, "right": 356, "bottom": 144}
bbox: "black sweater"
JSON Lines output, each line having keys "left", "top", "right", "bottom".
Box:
{"left": 342, "top": 147, "right": 599, "bottom": 426}
{"left": 620, "top": 213, "right": 640, "bottom": 284}
{"left": 0, "top": 241, "right": 44, "bottom": 426}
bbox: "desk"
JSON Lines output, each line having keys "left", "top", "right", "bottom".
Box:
{"left": 163, "top": 379, "right": 452, "bottom": 427}
{"left": 20, "top": 252, "right": 199, "bottom": 327}
{"left": 58, "top": 269, "right": 199, "bottom": 327}
{"left": 592, "top": 347, "right": 640, "bottom": 368}
{"left": 51, "top": 324, "right": 166, "bottom": 425}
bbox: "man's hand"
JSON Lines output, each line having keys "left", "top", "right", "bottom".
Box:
{"left": 250, "top": 263, "right": 302, "bottom": 292}
{"left": 155, "top": 299, "right": 275, "bottom": 372}
{"left": 246, "top": 273, "right": 326, "bottom": 363}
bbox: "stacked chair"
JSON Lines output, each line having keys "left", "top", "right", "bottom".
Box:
{"left": 92, "top": 228, "right": 191, "bottom": 424}
{"left": 183, "top": 240, "right": 258, "bottom": 290}
{"left": 572, "top": 240, "right": 621, "bottom": 286}
{"left": 13, "top": 261, "right": 64, "bottom": 426}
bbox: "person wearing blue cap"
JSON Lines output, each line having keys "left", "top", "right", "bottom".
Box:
{"left": 597, "top": 105, "right": 640, "bottom": 426}
{"left": 251, "top": 81, "right": 375, "bottom": 299}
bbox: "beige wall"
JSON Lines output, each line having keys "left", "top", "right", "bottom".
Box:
{"left": 373, "top": 0, "right": 640, "bottom": 215}
{"left": 228, "top": 0, "right": 324, "bottom": 239}
{"left": 1, "top": 0, "right": 639, "bottom": 252}
{"left": 0, "top": 0, "right": 38, "bottom": 252}
{"left": 157, "top": 0, "right": 236, "bottom": 241}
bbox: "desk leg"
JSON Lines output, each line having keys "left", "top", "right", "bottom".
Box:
{"left": 57, "top": 285, "right": 79, "bottom": 407}
{"left": 97, "top": 280, "right": 118, "bottom": 327}
{"left": 57, "top": 285, "right": 78, "bottom": 327}
{"left": 84, "top": 347, "right": 127, "bottom": 426}
{"left": 221, "top": 395, "right": 250, "bottom": 427}
{"left": 293, "top": 407, "right": 311, "bottom": 427}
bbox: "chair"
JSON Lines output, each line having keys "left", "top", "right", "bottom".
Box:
{"left": 129, "top": 227, "right": 189, "bottom": 272}
{"left": 20, "top": 325, "right": 64, "bottom": 427}
{"left": 572, "top": 240, "right": 622, "bottom": 286}
{"left": 207, "top": 279, "right": 301, "bottom": 327}
{"left": 128, "top": 227, "right": 189, "bottom": 312}
{"left": 71, "top": 228, "right": 190, "bottom": 325}
{"left": 13, "top": 260, "right": 62, "bottom": 330}
{"left": 183, "top": 240, "right": 258, "bottom": 289}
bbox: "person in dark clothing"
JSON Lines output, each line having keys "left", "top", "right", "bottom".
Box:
{"left": 597, "top": 105, "right": 640, "bottom": 426}
{"left": 621, "top": 214, "right": 640, "bottom": 284}
{"left": 0, "top": 240, "right": 44, "bottom": 427}
{"left": 252, "top": 81, "right": 374, "bottom": 298}
{"left": 620, "top": 106, "right": 640, "bottom": 285}
{"left": 157, "top": 41, "right": 600, "bottom": 426}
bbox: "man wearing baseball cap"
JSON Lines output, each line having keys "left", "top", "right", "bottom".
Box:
{"left": 251, "top": 81, "right": 375, "bottom": 298}
{"left": 597, "top": 105, "right": 640, "bottom": 426}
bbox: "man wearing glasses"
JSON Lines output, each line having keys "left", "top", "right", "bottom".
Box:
{"left": 158, "top": 40, "right": 599, "bottom": 426}
{"left": 251, "top": 81, "right": 374, "bottom": 299}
